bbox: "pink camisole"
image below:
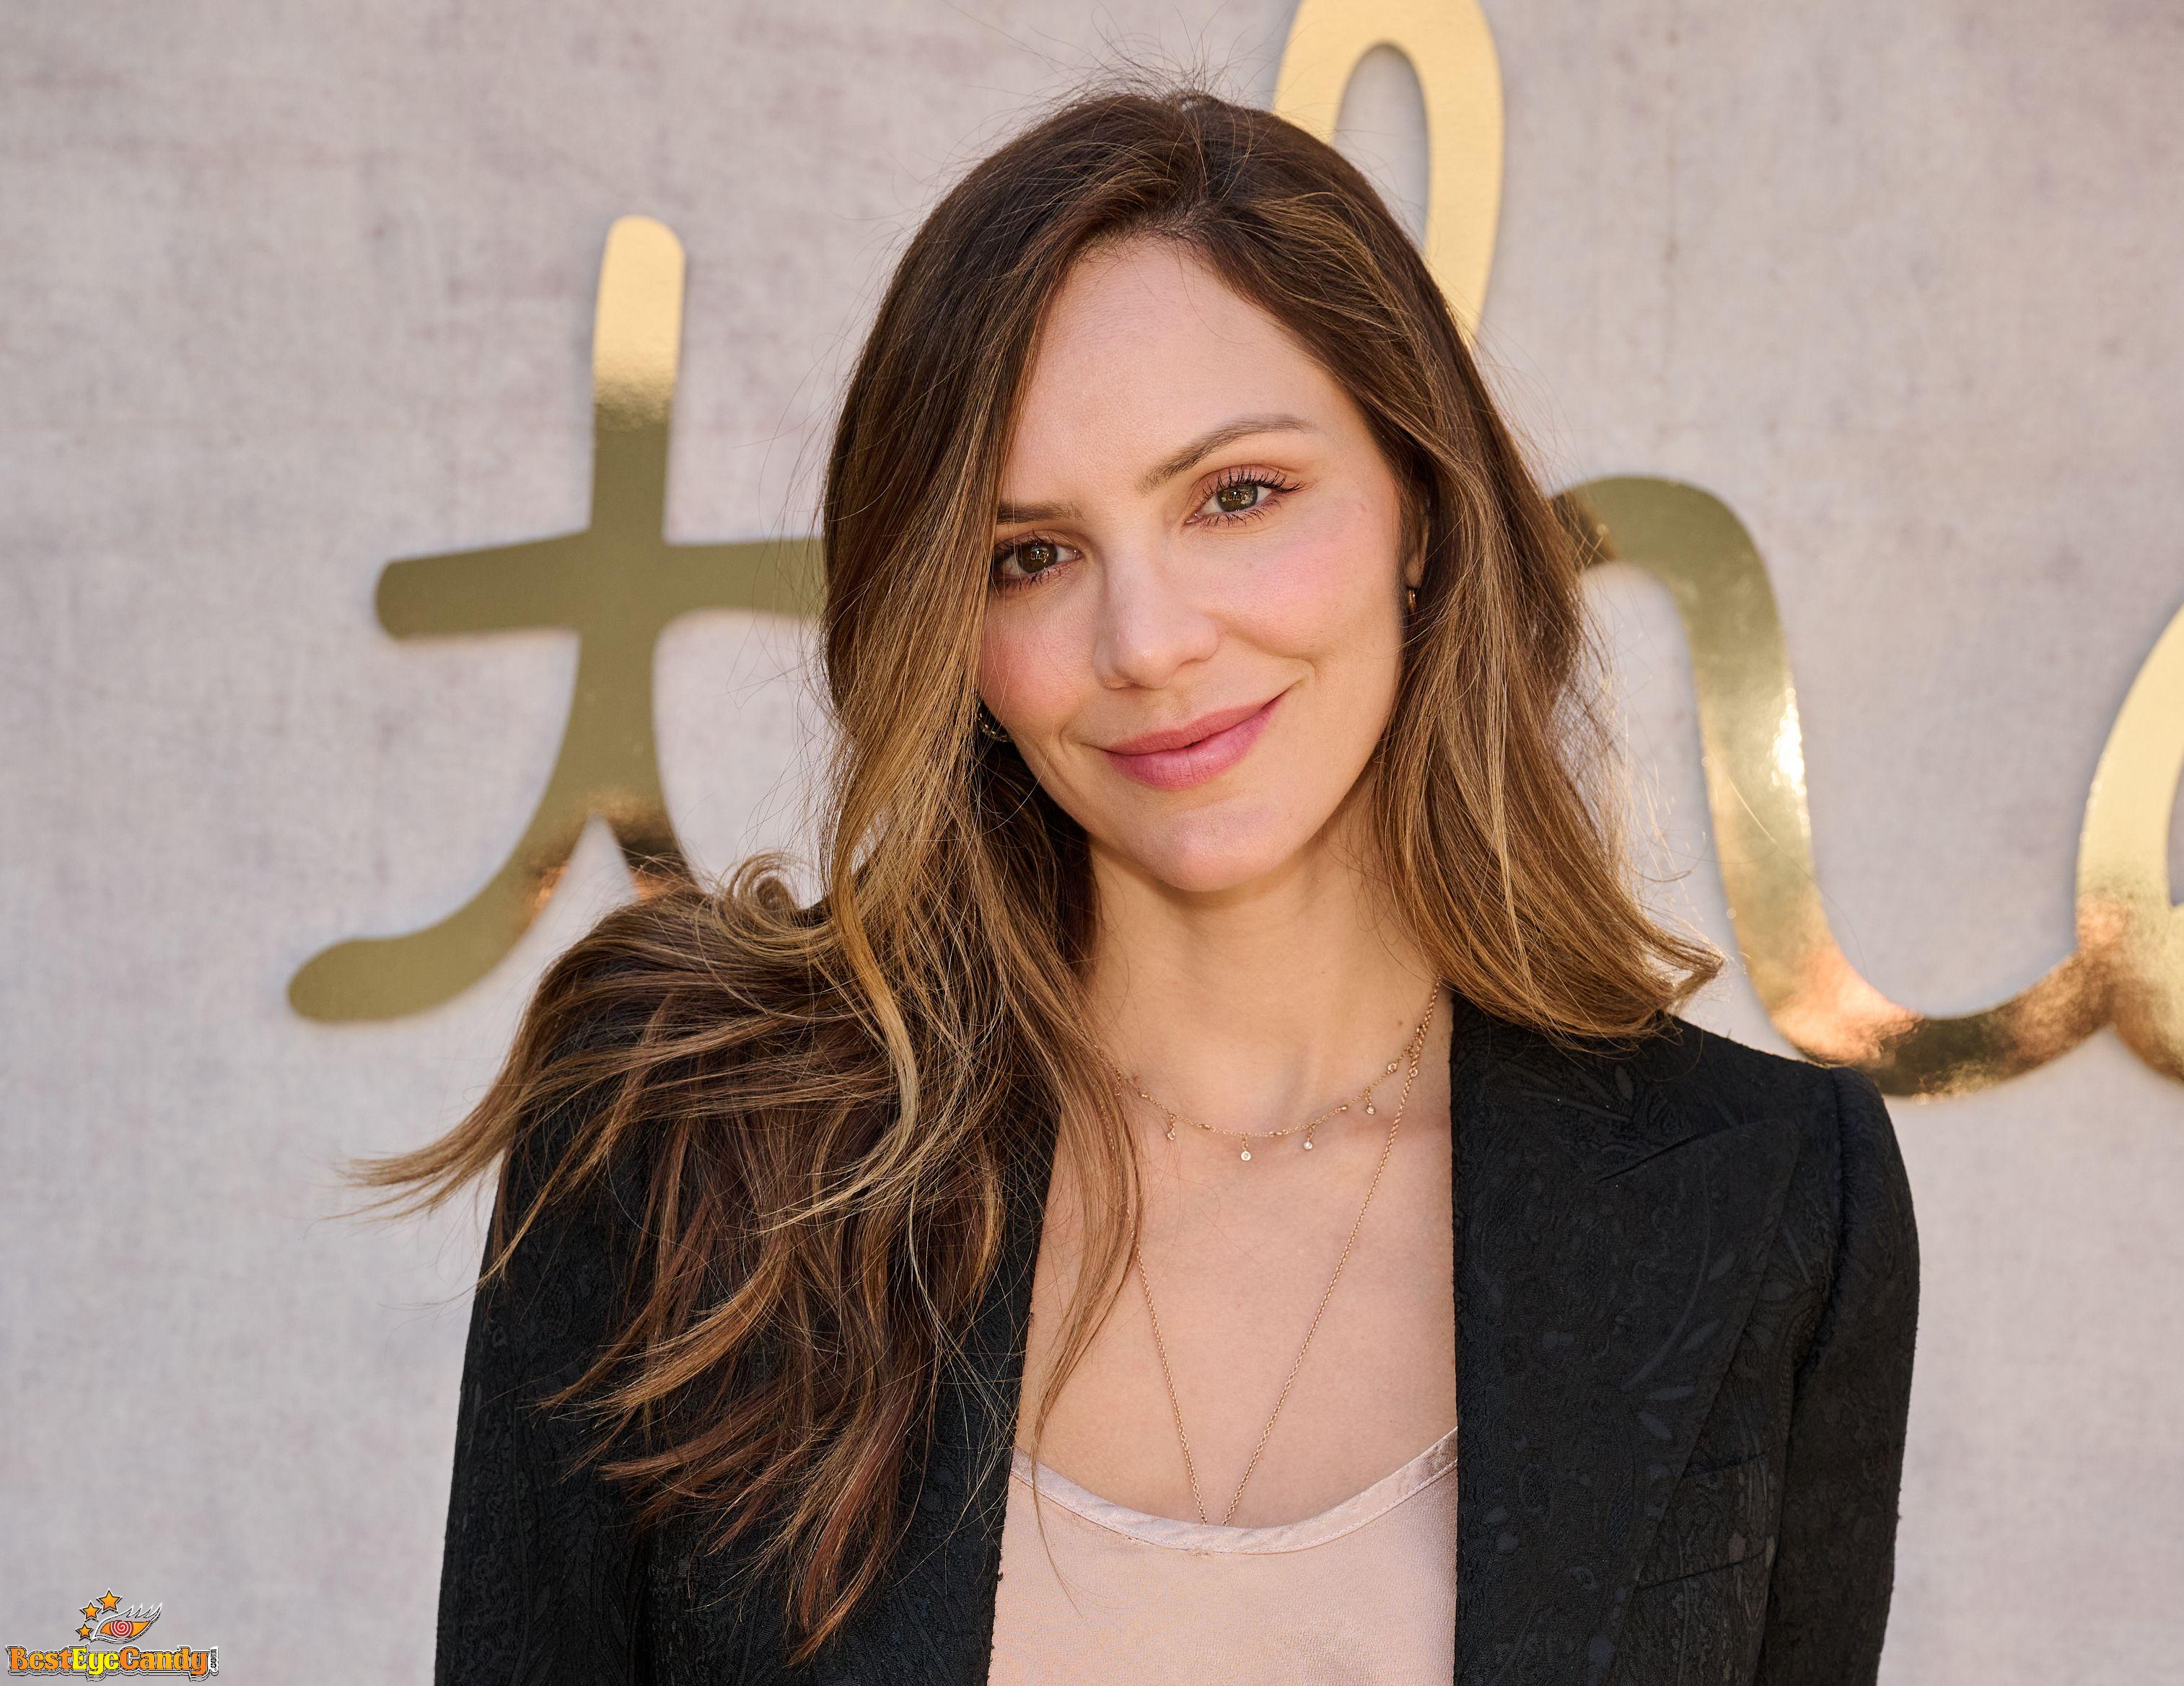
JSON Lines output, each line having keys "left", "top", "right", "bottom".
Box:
{"left": 986, "top": 1424, "right": 1459, "bottom": 1685}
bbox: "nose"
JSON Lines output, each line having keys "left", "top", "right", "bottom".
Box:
{"left": 1089, "top": 541, "right": 1221, "bottom": 691}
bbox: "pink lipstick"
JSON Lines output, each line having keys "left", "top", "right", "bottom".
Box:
{"left": 1100, "top": 690, "right": 1285, "bottom": 791}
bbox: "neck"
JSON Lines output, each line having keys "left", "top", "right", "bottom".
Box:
{"left": 1082, "top": 818, "right": 1440, "bottom": 1138}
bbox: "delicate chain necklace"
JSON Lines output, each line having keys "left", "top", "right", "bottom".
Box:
{"left": 1127, "top": 985, "right": 1441, "bottom": 1527}
{"left": 1097, "top": 982, "right": 1439, "bottom": 1162}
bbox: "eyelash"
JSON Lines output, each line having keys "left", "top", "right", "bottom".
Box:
{"left": 988, "top": 467, "right": 1304, "bottom": 594}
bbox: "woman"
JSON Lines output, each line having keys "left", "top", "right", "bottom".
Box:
{"left": 377, "top": 84, "right": 1917, "bottom": 1685}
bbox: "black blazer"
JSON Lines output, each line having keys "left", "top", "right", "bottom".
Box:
{"left": 437, "top": 989, "right": 1918, "bottom": 1685}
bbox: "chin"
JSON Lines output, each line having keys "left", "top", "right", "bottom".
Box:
{"left": 1103, "top": 799, "right": 1325, "bottom": 897}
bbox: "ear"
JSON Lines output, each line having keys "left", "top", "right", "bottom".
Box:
{"left": 1398, "top": 486, "right": 1429, "bottom": 592}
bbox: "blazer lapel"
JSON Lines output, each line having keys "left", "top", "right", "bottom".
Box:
{"left": 1450, "top": 994, "right": 1800, "bottom": 1686}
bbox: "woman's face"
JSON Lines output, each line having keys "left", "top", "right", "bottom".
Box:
{"left": 977, "top": 236, "right": 1419, "bottom": 895}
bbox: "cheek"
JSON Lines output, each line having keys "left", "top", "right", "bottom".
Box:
{"left": 977, "top": 608, "right": 1079, "bottom": 727}
{"left": 1217, "top": 489, "right": 1402, "bottom": 650}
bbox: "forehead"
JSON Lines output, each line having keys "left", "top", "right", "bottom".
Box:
{"left": 1004, "top": 238, "right": 1351, "bottom": 486}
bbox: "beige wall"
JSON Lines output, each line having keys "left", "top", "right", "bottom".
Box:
{"left": 3, "top": 1, "right": 2180, "bottom": 1678}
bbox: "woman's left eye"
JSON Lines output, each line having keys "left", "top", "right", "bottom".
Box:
{"left": 1194, "top": 473, "right": 1297, "bottom": 522}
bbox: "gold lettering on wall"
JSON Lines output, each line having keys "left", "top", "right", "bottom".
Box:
{"left": 294, "top": 7, "right": 2183, "bottom": 1094}
{"left": 1557, "top": 482, "right": 2183, "bottom": 1093}
{"left": 1275, "top": 0, "right": 1504, "bottom": 335}
{"left": 286, "top": 217, "right": 818, "bottom": 1022}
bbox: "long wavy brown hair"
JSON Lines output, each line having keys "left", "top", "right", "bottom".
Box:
{"left": 354, "top": 79, "right": 1722, "bottom": 1660}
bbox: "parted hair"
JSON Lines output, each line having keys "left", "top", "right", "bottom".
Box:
{"left": 354, "top": 79, "right": 1722, "bottom": 1661}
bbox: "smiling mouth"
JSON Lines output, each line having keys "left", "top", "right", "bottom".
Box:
{"left": 1098, "top": 690, "right": 1286, "bottom": 791}
{"left": 1103, "top": 695, "right": 1276, "bottom": 755}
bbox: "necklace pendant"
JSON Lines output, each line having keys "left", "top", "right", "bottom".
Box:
{"left": 1166, "top": 1124, "right": 1177, "bottom": 1141}
{"left": 1240, "top": 1148, "right": 1252, "bottom": 1162}
{"left": 1302, "top": 1138, "right": 1315, "bottom": 1151}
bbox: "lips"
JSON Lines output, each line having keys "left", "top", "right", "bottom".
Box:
{"left": 1104, "top": 697, "right": 1276, "bottom": 755}
{"left": 1099, "top": 690, "right": 1285, "bottom": 791}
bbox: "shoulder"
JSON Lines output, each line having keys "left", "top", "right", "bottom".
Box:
{"left": 1532, "top": 1010, "right": 1919, "bottom": 1371}
{"left": 1475, "top": 998, "right": 1870, "bottom": 1147}
{"left": 505, "top": 882, "right": 819, "bottom": 1159}
{"left": 1473, "top": 1001, "right": 1913, "bottom": 1261}
{"left": 1628, "top": 1013, "right": 1918, "bottom": 1286}
{"left": 1648, "top": 1011, "right": 1904, "bottom": 1172}
{"left": 1630, "top": 1010, "right": 1852, "bottom": 1120}
{"left": 491, "top": 881, "right": 829, "bottom": 1261}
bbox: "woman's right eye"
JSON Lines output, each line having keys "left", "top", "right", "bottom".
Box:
{"left": 991, "top": 535, "right": 1075, "bottom": 592}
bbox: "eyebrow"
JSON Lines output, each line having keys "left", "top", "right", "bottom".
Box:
{"left": 993, "top": 411, "right": 1317, "bottom": 527}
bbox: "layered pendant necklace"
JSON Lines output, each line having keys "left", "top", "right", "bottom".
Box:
{"left": 1107, "top": 982, "right": 1442, "bottom": 1527}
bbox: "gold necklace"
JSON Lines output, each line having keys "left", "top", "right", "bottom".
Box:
{"left": 1129, "top": 986, "right": 1440, "bottom": 1527}
{"left": 1098, "top": 981, "right": 1439, "bottom": 1162}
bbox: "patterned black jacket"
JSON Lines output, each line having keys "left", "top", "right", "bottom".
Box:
{"left": 435, "top": 989, "right": 1918, "bottom": 1685}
